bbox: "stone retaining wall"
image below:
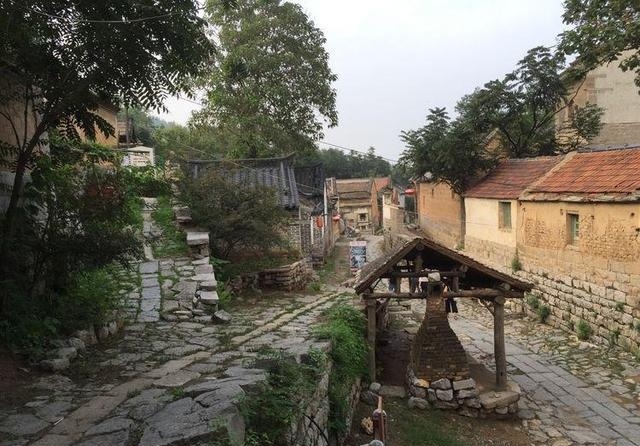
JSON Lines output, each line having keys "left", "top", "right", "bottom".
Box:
{"left": 230, "top": 259, "right": 314, "bottom": 293}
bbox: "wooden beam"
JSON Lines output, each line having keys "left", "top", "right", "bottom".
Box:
{"left": 360, "top": 289, "right": 524, "bottom": 300}
{"left": 382, "top": 270, "right": 465, "bottom": 278}
{"left": 494, "top": 300, "right": 507, "bottom": 390}
{"left": 366, "top": 297, "right": 377, "bottom": 382}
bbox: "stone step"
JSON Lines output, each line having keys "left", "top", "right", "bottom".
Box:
{"left": 186, "top": 232, "right": 209, "bottom": 246}
{"left": 189, "top": 273, "right": 216, "bottom": 283}
{"left": 200, "top": 280, "right": 217, "bottom": 291}
{"left": 199, "top": 291, "right": 219, "bottom": 306}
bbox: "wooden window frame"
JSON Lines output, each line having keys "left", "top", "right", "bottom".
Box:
{"left": 498, "top": 201, "right": 512, "bottom": 230}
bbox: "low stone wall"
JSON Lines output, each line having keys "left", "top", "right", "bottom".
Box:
{"left": 258, "top": 259, "right": 313, "bottom": 291}
{"left": 464, "top": 236, "right": 516, "bottom": 271}
{"left": 406, "top": 370, "right": 520, "bottom": 418}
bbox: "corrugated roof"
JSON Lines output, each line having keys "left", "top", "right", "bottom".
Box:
{"left": 529, "top": 147, "right": 640, "bottom": 195}
{"left": 465, "top": 157, "right": 563, "bottom": 199}
{"left": 187, "top": 155, "right": 300, "bottom": 210}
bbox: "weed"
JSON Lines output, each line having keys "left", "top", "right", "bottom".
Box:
{"left": 307, "top": 281, "right": 322, "bottom": 293}
{"left": 511, "top": 253, "right": 522, "bottom": 272}
{"left": 608, "top": 328, "right": 621, "bottom": 348}
{"left": 536, "top": 305, "right": 551, "bottom": 323}
{"left": 151, "top": 195, "right": 189, "bottom": 258}
{"left": 217, "top": 282, "right": 233, "bottom": 310}
{"left": 635, "top": 321, "right": 640, "bottom": 333}
{"left": 614, "top": 302, "right": 625, "bottom": 312}
{"left": 169, "top": 387, "right": 184, "bottom": 399}
{"left": 576, "top": 319, "right": 592, "bottom": 340}
{"left": 314, "top": 303, "right": 368, "bottom": 435}
{"left": 526, "top": 295, "right": 540, "bottom": 310}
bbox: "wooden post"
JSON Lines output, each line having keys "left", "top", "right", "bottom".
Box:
{"left": 493, "top": 296, "right": 507, "bottom": 390}
{"left": 366, "top": 297, "right": 377, "bottom": 382}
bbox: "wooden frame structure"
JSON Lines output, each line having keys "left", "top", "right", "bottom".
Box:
{"left": 354, "top": 237, "right": 532, "bottom": 390}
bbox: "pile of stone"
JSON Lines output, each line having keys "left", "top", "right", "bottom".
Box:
{"left": 257, "top": 258, "right": 313, "bottom": 291}
{"left": 406, "top": 369, "right": 520, "bottom": 418}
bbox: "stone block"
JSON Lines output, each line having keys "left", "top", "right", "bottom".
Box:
{"left": 408, "top": 397, "right": 429, "bottom": 410}
{"left": 56, "top": 347, "right": 77, "bottom": 361}
{"left": 427, "top": 388, "right": 437, "bottom": 403}
{"left": 186, "top": 232, "right": 209, "bottom": 246}
{"left": 434, "top": 400, "right": 458, "bottom": 410}
{"left": 452, "top": 378, "right": 475, "bottom": 391}
{"left": 199, "top": 291, "right": 219, "bottom": 306}
{"left": 190, "top": 273, "right": 216, "bottom": 283}
{"left": 369, "top": 382, "right": 382, "bottom": 393}
{"left": 40, "top": 357, "right": 70, "bottom": 372}
{"left": 212, "top": 310, "right": 232, "bottom": 324}
{"left": 436, "top": 389, "right": 454, "bottom": 401}
{"left": 73, "top": 329, "right": 98, "bottom": 346}
{"left": 431, "top": 378, "right": 451, "bottom": 390}
{"left": 456, "top": 389, "right": 478, "bottom": 399}
{"left": 479, "top": 390, "right": 519, "bottom": 410}
{"left": 191, "top": 257, "right": 210, "bottom": 265}
{"left": 195, "top": 264, "right": 214, "bottom": 275}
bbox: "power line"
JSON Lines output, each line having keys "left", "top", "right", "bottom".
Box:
{"left": 315, "top": 140, "right": 399, "bottom": 163}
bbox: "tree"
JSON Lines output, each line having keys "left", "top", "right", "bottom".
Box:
{"left": 560, "top": 1, "right": 640, "bottom": 89}
{"left": 456, "top": 46, "right": 603, "bottom": 158}
{"left": 0, "top": 0, "right": 214, "bottom": 263}
{"left": 300, "top": 147, "right": 391, "bottom": 179}
{"left": 180, "top": 169, "right": 290, "bottom": 258}
{"left": 193, "top": 0, "right": 338, "bottom": 158}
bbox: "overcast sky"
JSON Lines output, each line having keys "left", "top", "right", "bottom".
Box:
{"left": 157, "top": 0, "right": 567, "bottom": 162}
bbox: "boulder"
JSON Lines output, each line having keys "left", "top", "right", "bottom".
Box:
{"left": 408, "top": 397, "right": 429, "bottom": 410}
{"left": 431, "top": 378, "right": 451, "bottom": 390}
{"left": 40, "top": 357, "right": 70, "bottom": 372}
{"left": 212, "top": 310, "right": 232, "bottom": 324}
{"left": 452, "top": 378, "right": 475, "bottom": 391}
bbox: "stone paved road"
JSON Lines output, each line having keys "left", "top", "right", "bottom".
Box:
{"left": 448, "top": 300, "right": 640, "bottom": 446}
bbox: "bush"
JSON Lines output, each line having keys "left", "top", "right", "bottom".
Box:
{"left": 151, "top": 195, "right": 188, "bottom": 258}
{"left": 511, "top": 253, "right": 522, "bottom": 272}
{"left": 123, "top": 165, "right": 171, "bottom": 197}
{"left": 536, "top": 305, "right": 551, "bottom": 323}
{"left": 576, "top": 319, "right": 592, "bottom": 340}
{"left": 314, "top": 303, "right": 368, "bottom": 435}
{"left": 526, "top": 295, "right": 540, "bottom": 310}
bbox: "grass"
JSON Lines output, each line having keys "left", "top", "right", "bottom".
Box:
{"left": 151, "top": 195, "right": 189, "bottom": 258}
{"left": 576, "top": 319, "right": 592, "bottom": 340}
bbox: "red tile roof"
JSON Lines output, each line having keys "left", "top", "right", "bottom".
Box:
{"left": 529, "top": 147, "right": 640, "bottom": 194}
{"left": 465, "top": 157, "right": 563, "bottom": 199}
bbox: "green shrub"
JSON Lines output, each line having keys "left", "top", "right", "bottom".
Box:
{"left": 614, "top": 302, "right": 625, "bottom": 312}
{"left": 537, "top": 305, "right": 551, "bottom": 323}
{"left": 314, "top": 303, "right": 368, "bottom": 435}
{"left": 307, "top": 281, "right": 322, "bottom": 293}
{"left": 216, "top": 281, "right": 233, "bottom": 310}
{"left": 151, "top": 195, "right": 188, "bottom": 258}
{"left": 511, "top": 253, "right": 522, "bottom": 272}
{"left": 123, "top": 166, "right": 171, "bottom": 197}
{"left": 526, "top": 295, "right": 540, "bottom": 310}
{"left": 576, "top": 319, "right": 592, "bottom": 340}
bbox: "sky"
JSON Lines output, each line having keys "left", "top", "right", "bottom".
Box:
{"left": 157, "top": 0, "right": 567, "bottom": 162}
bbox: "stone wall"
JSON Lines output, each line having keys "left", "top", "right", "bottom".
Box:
{"left": 258, "top": 259, "right": 313, "bottom": 291}
{"left": 464, "top": 236, "right": 516, "bottom": 271}
{"left": 416, "top": 182, "right": 463, "bottom": 248}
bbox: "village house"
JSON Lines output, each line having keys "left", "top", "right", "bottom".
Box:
{"left": 187, "top": 154, "right": 322, "bottom": 257}
{"left": 463, "top": 156, "right": 562, "bottom": 269}
{"left": 413, "top": 176, "right": 465, "bottom": 248}
{"left": 516, "top": 146, "right": 640, "bottom": 349}
{"left": 325, "top": 177, "right": 387, "bottom": 234}
{"left": 556, "top": 50, "right": 640, "bottom": 147}
{"left": 380, "top": 183, "right": 406, "bottom": 234}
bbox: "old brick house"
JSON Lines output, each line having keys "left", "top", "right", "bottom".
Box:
{"left": 463, "top": 156, "right": 562, "bottom": 269}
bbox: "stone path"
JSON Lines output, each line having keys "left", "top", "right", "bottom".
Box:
{"left": 0, "top": 199, "right": 358, "bottom": 446}
{"left": 414, "top": 299, "right": 640, "bottom": 446}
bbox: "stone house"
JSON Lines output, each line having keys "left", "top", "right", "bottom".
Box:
{"left": 463, "top": 156, "right": 562, "bottom": 269}
{"left": 328, "top": 178, "right": 374, "bottom": 233}
{"left": 381, "top": 184, "right": 405, "bottom": 234}
{"left": 517, "top": 146, "right": 640, "bottom": 348}
{"left": 556, "top": 50, "right": 640, "bottom": 147}
{"left": 187, "top": 154, "right": 320, "bottom": 257}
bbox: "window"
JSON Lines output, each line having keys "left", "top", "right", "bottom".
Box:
{"left": 567, "top": 213, "right": 579, "bottom": 244}
{"left": 358, "top": 213, "right": 367, "bottom": 222}
{"left": 499, "top": 201, "right": 512, "bottom": 229}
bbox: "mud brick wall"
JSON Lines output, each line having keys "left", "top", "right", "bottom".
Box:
{"left": 464, "top": 237, "right": 517, "bottom": 271}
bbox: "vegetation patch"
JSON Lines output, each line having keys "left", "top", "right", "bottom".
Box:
{"left": 314, "top": 303, "right": 368, "bottom": 435}
{"left": 576, "top": 319, "right": 593, "bottom": 341}
{"left": 151, "top": 195, "right": 189, "bottom": 258}
{"left": 536, "top": 304, "right": 551, "bottom": 323}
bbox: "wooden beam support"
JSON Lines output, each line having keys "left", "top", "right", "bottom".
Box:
{"left": 366, "top": 297, "right": 377, "bottom": 383}
{"left": 360, "top": 289, "right": 524, "bottom": 300}
{"left": 494, "top": 299, "right": 507, "bottom": 390}
{"left": 381, "top": 270, "right": 465, "bottom": 278}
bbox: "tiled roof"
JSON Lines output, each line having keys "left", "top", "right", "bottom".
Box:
{"left": 373, "top": 177, "right": 390, "bottom": 192}
{"left": 186, "top": 155, "right": 299, "bottom": 209}
{"left": 336, "top": 178, "right": 372, "bottom": 199}
{"left": 529, "top": 147, "right": 640, "bottom": 195}
{"left": 464, "top": 157, "right": 563, "bottom": 199}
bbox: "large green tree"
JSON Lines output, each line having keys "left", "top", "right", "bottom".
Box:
{"left": 0, "top": 0, "right": 213, "bottom": 260}
{"left": 302, "top": 147, "right": 391, "bottom": 179}
{"left": 560, "top": 0, "right": 640, "bottom": 88}
{"left": 193, "top": 0, "right": 338, "bottom": 158}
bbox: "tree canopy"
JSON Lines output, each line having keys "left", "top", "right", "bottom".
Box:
{"left": 193, "top": 0, "right": 338, "bottom": 158}
{"left": 302, "top": 147, "right": 391, "bottom": 180}
{"left": 560, "top": 0, "right": 640, "bottom": 88}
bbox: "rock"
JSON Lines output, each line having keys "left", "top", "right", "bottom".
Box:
{"left": 86, "top": 417, "right": 134, "bottom": 436}
{"left": 495, "top": 406, "right": 508, "bottom": 415}
{"left": 426, "top": 388, "right": 437, "bottom": 403}
{"left": 76, "top": 430, "right": 130, "bottom": 446}
{"left": 56, "top": 347, "right": 77, "bottom": 361}
{"left": 360, "top": 417, "right": 374, "bottom": 435}
{"left": 67, "top": 337, "right": 86, "bottom": 351}
{"left": 195, "top": 264, "right": 213, "bottom": 275}
{"left": 464, "top": 397, "right": 482, "bottom": 409}
{"left": 360, "top": 390, "right": 378, "bottom": 406}
{"left": 199, "top": 291, "right": 219, "bottom": 306}
{"left": 409, "top": 385, "right": 426, "bottom": 399}
{"left": 190, "top": 273, "right": 216, "bottom": 283}
{"left": 162, "top": 300, "right": 180, "bottom": 313}
{"left": 107, "top": 321, "right": 119, "bottom": 336}
{"left": 479, "top": 390, "right": 519, "bottom": 410}
{"left": 73, "top": 329, "right": 97, "bottom": 346}
{"left": 452, "top": 378, "right": 475, "bottom": 391}
{"left": 436, "top": 389, "right": 454, "bottom": 401}
{"left": 458, "top": 407, "right": 479, "bottom": 418}
{"left": 96, "top": 325, "right": 110, "bottom": 341}
{"left": 155, "top": 370, "right": 201, "bottom": 388}
{"left": 186, "top": 232, "right": 209, "bottom": 246}
{"left": 369, "top": 441, "right": 384, "bottom": 446}
{"left": 369, "top": 382, "right": 382, "bottom": 393}
{"left": 431, "top": 378, "right": 451, "bottom": 390}
{"left": 191, "top": 257, "right": 210, "bottom": 265}
{"left": 161, "top": 314, "right": 178, "bottom": 322}
{"left": 138, "top": 396, "right": 244, "bottom": 446}
{"left": 35, "top": 400, "right": 73, "bottom": 423}
{"left": 434, "top": 400, "right": 458, "bottom": 410}
{"left": 40, "top": 357, "right": 70, "bottom": 372}
{"left": 139, "top": 261, "right": 159, "bottom": 274}
{"left": 212, "top": 310, "right": 232, "bottom": 324}
{"left": 0, "top": 413, "right": 49, "bottom": 436}
{"left": 408, "top": 397, "right": 429, "bottom": 410}
{"left": 456, "top": 389, "right": 478, "bottom": 399}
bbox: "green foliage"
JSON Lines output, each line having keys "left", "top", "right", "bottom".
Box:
{"left": 300, "top": 147, "right": 391, "bottom": 180}
{"left": 576, "top": 319, "right": 593, "bottom": 340}
{"left": 537, "top": 305, "right": 551, "bottom": 323}
{"left": 216, "top": 282, "right": 233, "bottom": 310}
{"left": 526, "top": 295, "right": 540, "bottom": 310}
{"left": 608, "top": 328, "right": 621, "bottom": 348}
{"left": 240, "top": 351, "right": 319, "bottom": 446}
{"left": 314, "top": 303, "right": 368, "bottom": 435}
{"left": 180, "top": 170, "right": 290, "bottom": 259}
{"left": 307, "top": 281, "right": 322, "bottom": 293}
{"left": 560, "top": 1, "right": 640, "bottom": 90}
{"left": 614, "top": 302, "right": 625, "bottom": 312}
{"left": 511, "top": 254, "right": 522, "bottom": 272}
{"left": 124, "top": 166, "right": 171, "bottom": 198}
{"left": 151, "top": 195, "right": 189, "bottom": 258}
{"left": 195, "top": 0, "right": 337, "bottom": 157}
